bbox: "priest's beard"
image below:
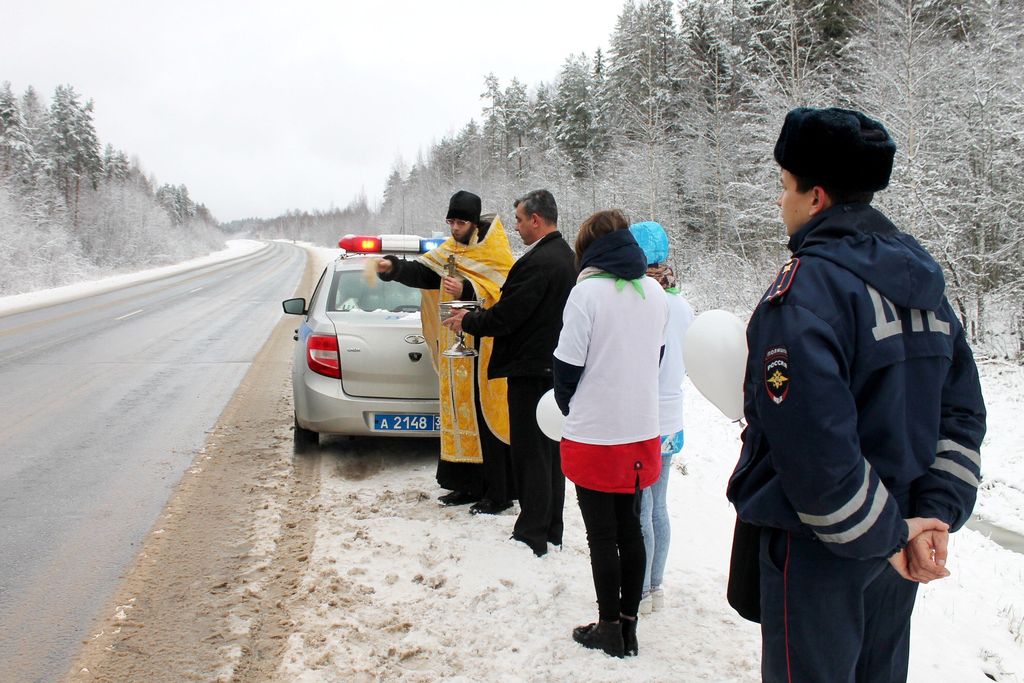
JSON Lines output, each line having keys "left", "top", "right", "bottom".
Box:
{"left": 453, "top": 228, "right": 477, "bottom": 245}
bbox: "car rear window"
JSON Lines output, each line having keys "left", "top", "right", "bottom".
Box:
{"left": 327, "top": 269, "right": 423, "bottom": 313}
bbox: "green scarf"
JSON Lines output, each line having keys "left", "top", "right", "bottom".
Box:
{"left": 583, "top": 271, "right": 647, "bottom": 299}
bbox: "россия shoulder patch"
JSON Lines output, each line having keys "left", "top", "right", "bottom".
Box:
{"left": 764, "top": 346, "right": 790, "bottom": 405}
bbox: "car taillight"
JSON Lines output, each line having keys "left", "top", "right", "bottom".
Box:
{"left": 307, "top": 334, "right": 341, "bottom": 378}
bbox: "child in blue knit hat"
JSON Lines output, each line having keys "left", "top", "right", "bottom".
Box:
{"left": 628, "top": 221, "right": 695, "bottom": 616}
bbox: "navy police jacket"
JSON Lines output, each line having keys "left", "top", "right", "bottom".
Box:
{"left": 727, "top": 203, "right": 986, "bottom": 560}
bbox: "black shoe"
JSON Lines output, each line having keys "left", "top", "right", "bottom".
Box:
{"left": 469, "top": 498, "right": 512, "bottom": 515}
{"left": 438, "top": 490, "right": 479, "bottom": 507}
{"left": 621, "top": 617, "right": 638, "bottom": 656}
{"left": 572, "top": 621, "right": 624, "bottom": 658}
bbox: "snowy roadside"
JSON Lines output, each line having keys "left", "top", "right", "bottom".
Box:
{"left": 0, "top": 238, "right": 268, "bottom": 317}
{"left": 975, "top": 361, "right": 1024, "bottom": 538}
{"left": 275, "top": 246, "right": 1024, "bottom": 682}
{"left": 270, "top": 376, "right": 1024, "bottom": 682}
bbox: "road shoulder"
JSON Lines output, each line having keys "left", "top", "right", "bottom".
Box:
{"left": 66, "top": 247, "right": 318, "bottom": 683}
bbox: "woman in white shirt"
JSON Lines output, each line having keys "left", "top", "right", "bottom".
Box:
{"left": 553, "top": 209, "right": 667, "bottom": 658}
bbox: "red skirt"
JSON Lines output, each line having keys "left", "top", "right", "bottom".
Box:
{"left": 560, "top": 436, "right": 661, "bottom": 494}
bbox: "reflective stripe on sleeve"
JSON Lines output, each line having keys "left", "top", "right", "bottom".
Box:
{"left": 931, "top": 457, "right": 981, "bottom": 488}
{"left": 797, "top": 461, "right": 870, "bottom": 527}
{"left": 812, "top": 484, "right": 889, "bottom": 545}
{"left": 937, "top": 439, "right": 981, "bottom": 469}
{"left": 795, "top": 461, "right": 894, "bottom": 546}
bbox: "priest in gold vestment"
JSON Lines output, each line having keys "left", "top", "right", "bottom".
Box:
{"left": 376, "top": 190, "right": 515, "bottom": 515}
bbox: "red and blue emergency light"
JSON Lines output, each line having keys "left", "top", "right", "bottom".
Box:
{"left": 338, "top": 234, "right": 445, "bottom": 254}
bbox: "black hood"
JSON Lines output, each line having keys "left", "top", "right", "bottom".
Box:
{"left": 578, "top": 229, "right": 647, "bottom": 280}
{"left": 788, "top": 203, "right": 945, "bottom": 310}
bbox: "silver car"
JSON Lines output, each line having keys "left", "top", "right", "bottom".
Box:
{"left": 283, "top": 237, "right": 442, "bottom": 446}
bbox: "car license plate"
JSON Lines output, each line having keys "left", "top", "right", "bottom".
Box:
{"left": 373, "top": 413, "right": 440, "bottom": 432}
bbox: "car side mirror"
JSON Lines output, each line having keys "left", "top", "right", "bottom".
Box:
{"left": 282, "top": 298, "right": 307, "bottom": 315}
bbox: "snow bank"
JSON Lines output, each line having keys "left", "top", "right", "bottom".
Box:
{"left": 0, "top": 239, "right": 267, "bottom": 317}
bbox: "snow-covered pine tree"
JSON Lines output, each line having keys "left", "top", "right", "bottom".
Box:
{"left": 48, "top": 85, "right": 102, "bottom": 229}
{"left": 0, "top": 82, "right": 38, "bottom": 191}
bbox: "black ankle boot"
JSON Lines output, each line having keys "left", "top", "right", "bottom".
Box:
{"left": 572, "top": 620, "right": 624, "bottom": 658}
{"left": 621, "top": 617, "right": 638, "bottom": 656}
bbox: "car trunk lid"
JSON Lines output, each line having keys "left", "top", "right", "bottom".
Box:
{"left": 327, "top": 311, "right": 438, "bottom": 399}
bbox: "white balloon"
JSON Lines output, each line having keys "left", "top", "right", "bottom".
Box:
{"left": 535, "top": 388, "right": 565, "bottom": 441}
{"left": 683, "top": 310, "right": 748, "bottom": 421}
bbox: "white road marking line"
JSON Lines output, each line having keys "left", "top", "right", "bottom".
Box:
{"left": 189, "top": 287, "right": 204, "bottom": 293}
{"left": 116, "top": 309, "right": 144, "bottom": 321}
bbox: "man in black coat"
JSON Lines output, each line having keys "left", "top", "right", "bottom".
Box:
{"left": 443, "top": 189, "right": 577, "bottom": 556}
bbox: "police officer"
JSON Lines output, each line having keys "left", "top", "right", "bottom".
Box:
{"left": 727, "top": 108, "right": 986, "bottom": 682}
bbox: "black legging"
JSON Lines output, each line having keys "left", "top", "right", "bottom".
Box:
{"left": 575, "top": 484, "right": 646, "bottom": 621}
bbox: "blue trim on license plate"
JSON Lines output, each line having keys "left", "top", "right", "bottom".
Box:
{"left": 373, "top": 413, "right": 440, "bottom": 432}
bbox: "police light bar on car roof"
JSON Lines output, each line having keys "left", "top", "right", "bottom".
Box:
{"left": 338, "top": 235, "right": 381, "bottom": 252}
{"left": 338, "top": 234, "right": 442, "bottom": 254}
{"left": 379, "top": 234, "right": 423, "bottom": 252}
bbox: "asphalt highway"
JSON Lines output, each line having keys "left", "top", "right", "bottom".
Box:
{"left": 0, "top": 241, "right": 307, "bottom": 683}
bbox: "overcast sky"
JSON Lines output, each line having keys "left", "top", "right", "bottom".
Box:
{"left": 3, "top": 0, "right": 629, "bottom": 222}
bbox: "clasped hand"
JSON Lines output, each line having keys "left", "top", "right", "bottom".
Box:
{"left": 888, "top": 517, "right": 951, "bottom": 583}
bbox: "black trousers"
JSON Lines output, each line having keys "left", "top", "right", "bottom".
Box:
{"left": 760, "top": 529, "right": 918, "bottom": 683}
{"left": 479, "top": 419, "right": 513, "bottom": 504}
{"left": 575, "top": 485, "right": 646, "bottom": 621}
{"left": 477, "top": 371, "right": 513, "bottom": 504}
{"left": 507, "top": 377, "right": 564, "bottom": 554}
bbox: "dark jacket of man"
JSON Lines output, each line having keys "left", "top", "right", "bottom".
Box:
{"left": 377, "top": 254, "right": 475, "bottom": 300}
{"left": 461, "top": 231, "right": 576, "bottom": 378}
{"left": 727, "top": 203, "right": 986, "bottom": 561}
